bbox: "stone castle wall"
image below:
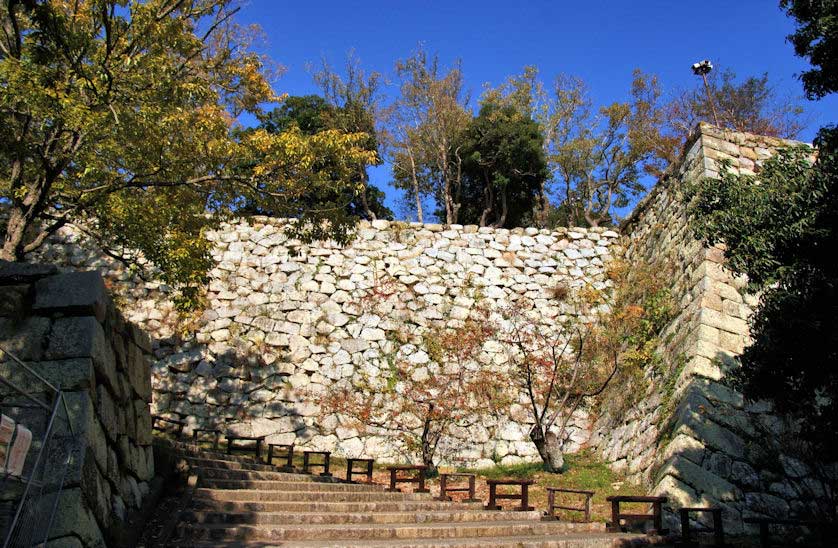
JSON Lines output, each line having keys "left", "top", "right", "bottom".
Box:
{"left": 590, "top": 124, "right": 818, "bottom": 533}
{"left": 34, "top": 219, "right": 621, "bottom": 467}
{"left": 0, "top": 263, "right": 155, "bottom": 547}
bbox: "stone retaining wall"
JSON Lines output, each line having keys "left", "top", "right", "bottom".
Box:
{"left": 34, "top": 219, "right": 621, "bottom": 466}
{"left": 590, "top": 123, "right": 821, "bottom": 534}
{"left": 0, "top": 262, "right": 154, "bottom": 547}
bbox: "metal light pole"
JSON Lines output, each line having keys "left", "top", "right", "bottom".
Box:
{"left": 691, "top": 60, "right": 719, "bottom": 127}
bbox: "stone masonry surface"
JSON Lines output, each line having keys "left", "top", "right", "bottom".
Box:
{"left": 0, "top": 262, "right": 155, "bottom": 547}
{"left": 34, "top": 218, "right": 621, "bottom": 468}
{"left": 589, "top": 123, "right": 820, "bottom": 535}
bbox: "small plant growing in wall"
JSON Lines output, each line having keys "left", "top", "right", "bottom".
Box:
{"left": 592, "top": 258, "right": 677, "bottom": 420}
{"left": 317, "top": 271, "right": 508, "bottom": 474}
{"left": 499, "top": 300, "right": 619, "bottom": 473}
{"left": 320, "top": 319, "right": 507, "bottom": 474}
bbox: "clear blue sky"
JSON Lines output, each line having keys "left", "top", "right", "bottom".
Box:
{"left": 235, "top": 0, "right": 837, "bottom": 221}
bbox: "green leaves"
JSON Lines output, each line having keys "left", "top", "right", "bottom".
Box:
{"left": 458, "top": 102, "right": 548, "bottom": 228}
{"left": 1, "top": 1, "right": 377, "bottom": 309}
{"left": 687, "top": 127, "right": 838, "bottom": 460}
{"left": 686, "top": 145, "right": 818, "bottom": 289}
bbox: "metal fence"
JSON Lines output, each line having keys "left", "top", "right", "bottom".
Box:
{"left": 1, "top": 345, "right": 77, "bottom": 548}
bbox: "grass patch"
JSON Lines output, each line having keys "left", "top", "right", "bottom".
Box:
{"left": 458, "top": 461, "right": 544, "bottom": 479}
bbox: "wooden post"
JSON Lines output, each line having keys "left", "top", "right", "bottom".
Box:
{"left": 584, "top": 494, "right": 592, "bottom": 522}
{"left": 609, "top": 499, "right": 621, "bottom": 532}
{"left": 468, "top": 475, "right": 476, "bottom": 502}
{"left": 487, "top": 482, "right": 497, "bottom": 510}
{"left": 521, "top": 482, "right": 530, "bottom": 512}
{"left": 417, "top": 469, "right": 427, "bottom": 493}
{"left": 438, "top": 474, "right": 449, "bottom": 501}
{"left": 651, "top": 499, "right": 663, "bottom": 534}
{"left": 388, "top": 468, "right": 397, "bottom": 492}
{"left": 712, "top": 508, "right": 724, "bottom": 545}
{"left": 680, "top": 509, "right": 691, "bottom": 543}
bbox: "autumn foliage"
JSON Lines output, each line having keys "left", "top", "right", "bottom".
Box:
{"left": 318, "top": 274, "right": 509, "bottom": 473}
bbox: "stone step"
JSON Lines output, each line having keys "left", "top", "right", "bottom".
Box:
{"left": 181, "top": 509, "right": 544, "bottom": 526}
{"left": 197, "top": 467, "right": 352, "bottom": 483}
{"left": 179, "top": 455, "right": 285, "bottom": 473}
{"left": 194, "top": 488, "right": 433, "bottom": 503}
{"left": 176, "top": 520, "right": 608, "bottom": 542}
{"left": 173, "top": 445, "right": 266, "bottom": 464}
{"left": 198, "top": 478, "right": 385, "bottom": 491}
{"left": 172, "top": 535, "right": 656, "bottom": 548}
{"left": 198, "top": 478, "right": 384, "bottom": 492}
{"left": 189, "top": 499, "right": 485, "bottom": 514}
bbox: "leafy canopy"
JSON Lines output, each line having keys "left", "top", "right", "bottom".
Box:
{"left": 781, "top": 0, "right": 838, "bottom": 99}
{"left": 0, "top": 1, "right": 375, "bottom": 308}
{"left": 251, "top": 95, "right": 393, "bottom": 221}
{"left": 458, "top": 103, "right": 548, "bottom": 228}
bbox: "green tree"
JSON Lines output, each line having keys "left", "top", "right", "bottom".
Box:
{"left": 390, "top": 47, "right": 471, "bottom": 224}
{"left": 483, "top": 67, "right": 664, "bottom": 227}
{"left": 458, "top": 103, "right": 548, "bottom": 228}
{"left": 253, "top": 95, "right": 393, "bottom": 220}
{"left": 687, "top": 131, "right": 838, "bottom": 465}
{"left": 312, "top": 53, "right": 386, "bottom": 220}
{"left": 686, "top": 2, "right": 838, "bottom": 519}
{"left": 781, "top": 0, "right": 838, "bottom": 99}
{"left": 0, "top": 1, "right": 374, "bottom": 308}
{"left": 552, "top": 71, "right": 664, "bottom": 227}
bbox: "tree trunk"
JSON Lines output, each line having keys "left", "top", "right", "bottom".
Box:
{"left": 1, "top": 205, "right": 31, "bottom": 261}
{"left": 358, "top": 167, "right": 376, "bottom": 221}
{"left": 420, "top": 413, "right": 438, "bottom": 476}
{"left": 408, "top": 151, "right": 423, "bottom": 223}
{"left": 530, "top": 425, "right": 564, "bottom": 473}
{"left": 421, "top": 436, "right": 438, "bottom": 476}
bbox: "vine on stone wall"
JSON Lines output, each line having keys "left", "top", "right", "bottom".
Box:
{"left": 591, "top": 258, "right": 677, "bottom": 422}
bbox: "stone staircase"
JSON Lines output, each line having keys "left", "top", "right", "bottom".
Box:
{"left": 167, "top": 445, "right": 660, "bottom": 547}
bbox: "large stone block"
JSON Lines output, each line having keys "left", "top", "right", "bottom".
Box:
{"left": 0, "top": 259, "right": 57, "bottom": 284}
{"left": 134, "top": 399, "right": 152, "bottom": 446}
{"left": 80, "top": 448, "right": 112, "bottom": 528}
{"left": 0, "top": 358, "right": 94, "bottom": 394}
{"left": 61, "top": 390, "right": 95, "bottom": 438}
{"left": 676, "top": 403, "right": 746, "bottom": 460}
{"left": 127, "top": 342, "right": 152, "bottom": 402}
{"left": 96, "top": 384, "right": 118, "bottom": 443}
{"left": 0, "top": 316, "right": 51, "bottom": 361}
{"left": 658, "top": 455, "right": 741, "bottom": 502}
{"left": 47, "top": 488, "right": 106, "bottom": 548}
{"left": 47, "top": 316, "right": 118, "bottom": 396}
{"left": 0, "top": 284, "right": 30, "bottom": 317}
{"left": 34, "top": 271, "right": 108, "bottom": 320}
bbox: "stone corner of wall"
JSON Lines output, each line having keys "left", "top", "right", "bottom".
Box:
{"left": 0, "top": 260, "right": 157, "bottom": 547}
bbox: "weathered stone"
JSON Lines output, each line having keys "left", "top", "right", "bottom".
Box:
{"left": 34, "top": 271, "right": 108, "bottom": 320}
{"left": 0, "top": 259, "right": 57, "bottom": 284}
{"left": 0, "top": 284, "right": 29, "bottom": 317}
{"left": 48, "top": 488, "right": 106, "bottom": 548}
{"left": 0, "top": 316, "right": 51, "bottom": 361}
{"left": 47, "top": 316, "right": 118, "bottom": 395}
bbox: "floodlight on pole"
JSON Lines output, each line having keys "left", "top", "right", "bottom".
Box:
{"left": 691, "top": 59, "right": 719, "bottom": 126}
